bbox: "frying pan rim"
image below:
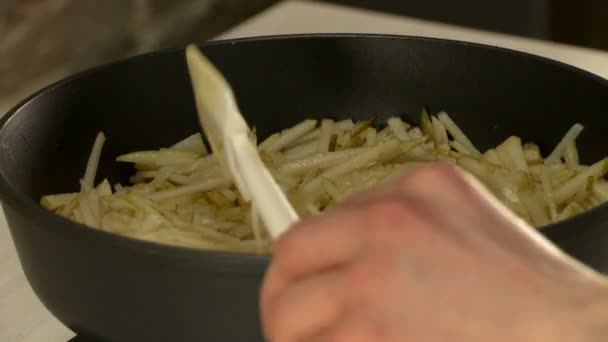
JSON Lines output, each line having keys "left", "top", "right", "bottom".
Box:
{"left": 0, "top": 33, "right": 607, "bottom": 273}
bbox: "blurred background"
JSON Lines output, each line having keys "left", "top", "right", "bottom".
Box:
{"left": 1, "top": 0, "right": 607, "bottom": 113}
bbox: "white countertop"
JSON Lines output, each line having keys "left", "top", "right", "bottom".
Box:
{"left": 2, "top": 1, "right": 608, "bottom": 341}
{"left": 219, "top": 0, "right": 608, "bottom": 79}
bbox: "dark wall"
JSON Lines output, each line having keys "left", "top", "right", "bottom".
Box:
{"left": 550, "top": 0, "right": 608, "bottom": 50}
{"left": 326, "top": 0, "right": 550, "bottom": 38}
{"left": 325, "top": 0, "right": 608, "bottom": 51}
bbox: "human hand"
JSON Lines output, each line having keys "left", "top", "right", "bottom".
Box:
{"left": 261, "top": 163, "right": 608, "bottom": 341}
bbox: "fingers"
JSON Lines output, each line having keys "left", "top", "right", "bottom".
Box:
{"left": 340, "top": 162, "right": 490, "bottom": 246}
{"left": 386, "top": 163, "right": 584, "bottom": 274}
{"left": 310, "top": 311, "right": 392, "bottom": 342}
{"left": 262, "top": 162, "right": 472, "bottom": 324}
{"left": 261, "top": 194, "right": 426, "bottom": 341}
{"left": 258, "top": 162, "right": 606, "bottom": 342}
{"left": 343, "top": 162, "right": 484, "bottom": 214}
{"left": 390, "top": 162, "right": 492, "bottom": 213}
{"left": 261, "top": 269, "right": 346, "bottom": 342}
{"left": 261, "top": 208, "right": 366, "bottom": 329}
{"left": 266, "top": 209, "right": 364, "bottom": 280}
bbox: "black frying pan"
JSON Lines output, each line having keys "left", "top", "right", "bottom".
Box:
{"left": 1, "top": 34, "right": 608, "bottom": 342}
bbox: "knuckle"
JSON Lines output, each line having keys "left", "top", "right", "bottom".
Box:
{"left": 272, "top": 220, "right": 310, "bottom": 260}
{"left": 261, "top": 296, "right": 288, "bottom": 340}
{"left": 328, "top": 328, "right": 357, "bottom": 342}
{"left": 345, "top": 257, "right": 390, "bottom": 299}
{"left": 329, "top": 328, "right": 360, "bottom": 342}
{"left": 271, "top": 230, "right": 291, "bottom": 255}
{"left": 330, "top": 314, "right": 391, "bottom": 342}
{"left": 361, "top": 197, "right": 408, "bottom": 227}
{"left": 357, "top": 321, "right": 391, "bottom": 341}
{"left": 359, "top": 197, "right": 418, "bottom": 242}
{"left": 401, "top": 162, "right": 467, "bottom": 190}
